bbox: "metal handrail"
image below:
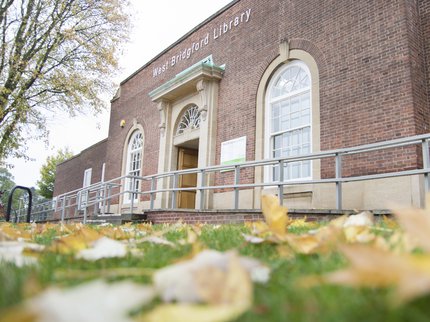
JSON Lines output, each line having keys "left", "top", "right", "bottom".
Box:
{"left": 21, "top": 133, "right": 430, "bottom": 223}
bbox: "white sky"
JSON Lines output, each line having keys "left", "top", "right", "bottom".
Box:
{"left": 7, "top": 0, "right": 232, "bottom": 187}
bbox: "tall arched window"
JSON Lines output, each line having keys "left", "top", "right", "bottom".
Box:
{"left": 266, "top": 61, "right": 312, "bottom": 181}
{"left": 125, "top": 130, "right": 143, "bottom": 203}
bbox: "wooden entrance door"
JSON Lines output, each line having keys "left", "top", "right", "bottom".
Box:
{"left": 177, "top": 148, "right": 198, "bottom": 208}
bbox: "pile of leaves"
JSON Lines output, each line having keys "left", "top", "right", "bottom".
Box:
{"left": 0, "top": 195, "right": 430, "bottom": 322}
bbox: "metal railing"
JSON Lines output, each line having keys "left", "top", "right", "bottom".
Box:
{"left": 16, "top": 133, "right": 430, "bottom": 223}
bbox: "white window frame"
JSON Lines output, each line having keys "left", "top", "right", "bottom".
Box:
{"left": 124, "top": 131, "right": 143, "bottom": 204}
{"left": 264, "top": 60, "right": 312, "bottom": 183}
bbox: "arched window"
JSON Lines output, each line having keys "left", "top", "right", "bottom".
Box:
{"left": 176, "top": 104, "right": 201, "bottom": 135}
{"left": 266, "top": 61, "right": 312, "bottom": 181}
{"left": 125, "top": 130, "right": 143, "bottom": 203}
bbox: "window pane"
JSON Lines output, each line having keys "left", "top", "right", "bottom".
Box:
{"left": 302, "top": 161, "right": 311, "bottom": 177}
{"left": 272, "top": 166, "right": 279, "bottom": 181}
{"left": 292, "top": 162, "right": 300, "bottom": 179}
{"left": 291, "top": 97, "right": 300, "bottom": 113}
{"left": 281, "top": 100, "right": 290, "bottom": 116}
{"left": 274, "top": 135, "right": 282, "bottom": 150}
{"left": 272, "top": 117, "right": 280, "bottom": 133}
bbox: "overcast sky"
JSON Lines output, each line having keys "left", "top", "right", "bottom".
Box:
{"left": 7, "top": 0, "right": 233, "bottom": 188}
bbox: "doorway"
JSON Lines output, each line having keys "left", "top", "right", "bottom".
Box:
{"left": 177, "top": 147, "right": 198, "bottom": 208}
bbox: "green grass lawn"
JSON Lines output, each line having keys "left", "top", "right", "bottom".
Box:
{"left": 0, "top": 220, "right": 430, "bottom": 322}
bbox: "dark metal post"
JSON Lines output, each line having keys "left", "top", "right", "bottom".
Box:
{"left": 6, "top": 186, "right": 32, "bottom": 223}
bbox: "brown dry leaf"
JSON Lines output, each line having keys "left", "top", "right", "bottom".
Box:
{"left": 393, "top": 208, "right": 430, "bottom": 253}
{"left": 49, "top": 226, "right": 102, "bottom": 254}
{"left": 261, "top": 195, "right": 289, "bottom": 238}
{"left": 306, "top": 244, "right": 430, "bottom": 304}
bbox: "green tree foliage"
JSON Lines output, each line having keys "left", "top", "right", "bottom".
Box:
{"left": 37, "top": 148, "right": 73, "bottom": 199}
{"left": 0, "top": 167, "right": 26, "bottom": 219}
{"left": 0, "top": 167, "right": 16, "bottom": 206}
{"left": 0, "top": 0, "right": 130, "bottom": 160}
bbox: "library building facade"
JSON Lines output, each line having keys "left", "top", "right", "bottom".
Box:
{"left": 53, "top": 0, "right": 430, "bottom": 212}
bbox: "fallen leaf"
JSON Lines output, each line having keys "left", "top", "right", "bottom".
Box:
{"left": 137, "top": 236, "right": 175, "bottom": 247}
{"left": 49, "top": 226, "right": 102, "bottom": 254}
{"left": 343, "top": 211, "right": 374, "bottom": 228}
{"left": 343, "top": 226, "right": 375, "bottom": 243}
{"left": 261, "top": 195, "right": 289, "bottom": 238}
{"left": 242, "top": 234, "right": 265, "bottom": 244}
{"left": 0, "top": 223, "right": 33, "bottom": 241}
{"left": 153, "top": 250, "right": 269, "bottom": 303}
{"left": 393, "top": 208, "right": 430, "bottom": 253}
{"left": 24, "top": 280, "right": 155, "bottom": 322}
{"left": 142, "top": 252, "right": 254, "bottom": 322}
{"left": 0, "top": 241, "right": 44, "bottom": 267}
{"left": 304, "top": 244, "right": 430, "bottom": 304}
{"left": 76, "top": 237, "right": 127, "bottom": 261}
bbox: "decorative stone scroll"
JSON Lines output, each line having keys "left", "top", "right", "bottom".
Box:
{"left": 157, "top": 100, "right": 169, "bottom": 136}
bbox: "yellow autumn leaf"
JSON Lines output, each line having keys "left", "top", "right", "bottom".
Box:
{"left": 305, "top": 244, "right": 430, "bottom": 304}
{"left": 49, "top": 226, "right": 102, "bottom": 254}
{"left": 0, "top": 223, "right": 33, "bottom": 241}
{"left": 261, "top": 195, "right": 289, "bottom": 238}
{"left": 393, "top": 208, "right": 430, "bottom": 253}
{"left": 288, "top": 218, "right": 318, "bottom": 230}
{"left": 285, "top": 234, "right": 320, "bottom": 254}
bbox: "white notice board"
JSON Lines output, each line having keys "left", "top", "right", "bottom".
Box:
{"left": 220, "top": 136, "right": 247, "bottom": 165}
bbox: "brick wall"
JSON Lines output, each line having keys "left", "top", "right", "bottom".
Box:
{"left": 55, "top": 0, "right": 430, "bottom": 197}
{"left": 53, "top": 139, "right": 107, "bottom": 196}
{"left": 419, "top": 0, "right": 430, "bottom": 115}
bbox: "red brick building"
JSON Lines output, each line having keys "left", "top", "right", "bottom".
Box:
{"left": 54, "top": 0, "right": 430, "bottom": 211}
